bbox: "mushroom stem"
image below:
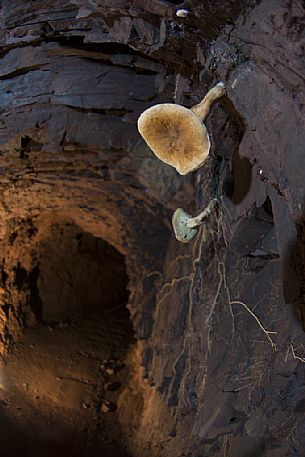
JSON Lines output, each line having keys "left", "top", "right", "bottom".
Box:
{"left": 186, "top": 198, "right": 218, "bottom": 228}
{"left": 191, "top": 82, "right": 226, "bottom": 121}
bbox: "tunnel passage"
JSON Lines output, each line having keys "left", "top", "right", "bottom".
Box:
{"left": 34, "top": 222, "right": 129, "bottom": 323}
{"left": 0, "top": 221, "right": 135, "bottom": 457}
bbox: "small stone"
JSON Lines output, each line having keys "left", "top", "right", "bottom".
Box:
{"left": 101, "top": 358, "right": 124, "bottom": 375}
{"left": 101, "top": 401, "right": 111, "bottom": 413}
{"left": 100, "top": 400, "right": 117, "bottom": 413}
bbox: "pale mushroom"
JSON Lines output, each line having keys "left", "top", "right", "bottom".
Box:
{"left": 137, "top": 82, "right": 226, "bottom": 175}
{"left": 176, "top": 9, "right": 190, "bottom": 17}
{"left": 172, "top": 198, "right": 217, "bottom": 243}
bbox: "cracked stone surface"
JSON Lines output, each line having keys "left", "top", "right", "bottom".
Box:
{"left": 0, "top": 0, "right": 304, "bottom": 456}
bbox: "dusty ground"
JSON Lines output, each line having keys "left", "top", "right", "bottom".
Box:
{"left": 0, "top": 306, "right": 134, "bottom": 457}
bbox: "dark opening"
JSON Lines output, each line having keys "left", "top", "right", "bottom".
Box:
{"left": 1, "top": 222, "right": 134, "bottom": 457}
{"left": 167, "top": 0, "right": 185, "bottom": 5}
{"left": 212, "top": 98, "right": 247, "bottom": 203}
{"left": 36, "top": 222, "right": 129, "bottom": 324}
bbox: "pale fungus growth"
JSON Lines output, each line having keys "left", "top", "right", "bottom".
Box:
{"left": 172, "top": 198, "right": 217, "bottom": 243}
{"left": 176, "top": 9, "right": 190, "bottom": 18}
{"left": 137, "top": 82, "right": 226, "bottom": 175}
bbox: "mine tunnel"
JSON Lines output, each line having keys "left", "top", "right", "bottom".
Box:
{"left": 0, "top": 221, "right": 135, "bottom": 457}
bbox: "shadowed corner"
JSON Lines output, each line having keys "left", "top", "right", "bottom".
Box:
{"left": 215, "top": 97, "right": 249, "bottom": 205}
{"left": 282, "top": 201, "right": 305, "bottom": 331}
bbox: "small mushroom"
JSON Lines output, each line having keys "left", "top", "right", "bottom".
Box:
{"left": 172, "top": 198, "right": 217, "bottom": 243}
{"left": 137, "top": 82, "right": 226, "bottom": 175}
{"left": 176, "top": 9, "right": 190, "bottom": 18}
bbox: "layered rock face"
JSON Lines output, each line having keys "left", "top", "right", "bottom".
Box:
{"left": 0, "top": 1, "right": 304, "bottom": 456}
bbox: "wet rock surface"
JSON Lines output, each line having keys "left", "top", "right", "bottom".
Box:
{"left": 0, "top": 0, "right": 304, "bottom": 456}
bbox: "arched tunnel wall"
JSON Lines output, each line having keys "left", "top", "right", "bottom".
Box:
{"left": 27, "top": 221, "right": 129, "bottom": 323}
{"left": 0, "top": 1, "right": 304, "bottom": 456}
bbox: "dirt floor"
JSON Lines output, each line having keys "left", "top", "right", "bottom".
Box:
{"left": 0, "top": 305, "right": 135, "bottom": 457}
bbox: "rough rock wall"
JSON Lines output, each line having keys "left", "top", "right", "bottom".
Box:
{"left": 0, "top": 1, "right": 305, "bottom": 456}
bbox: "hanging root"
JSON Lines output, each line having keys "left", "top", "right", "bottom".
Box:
{"left": 289, "top": 340, "right": 305, "bottom": 363}
{"left": 215, "top": 201, "right": 277, "bottom": 350}
{"left": 230, "top": 300, "right": 277, "bottom": 349}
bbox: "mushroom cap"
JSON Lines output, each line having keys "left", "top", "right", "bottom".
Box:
{"left": 137, "top": 103, "right": 210, "bottom": 175}
{"left": 172, "top": 208, "right": 198, "bottom": 243}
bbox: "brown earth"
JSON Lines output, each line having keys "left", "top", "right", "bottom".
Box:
{"left": 1, "top": 311, "right": 133, "bottom": 457}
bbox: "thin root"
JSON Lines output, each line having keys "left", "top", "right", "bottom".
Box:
{"left": 290, "top": 341, "right": 305, "bottom": 363}
{"left": 230, "top": 300, "right": 277, "bottom": 349}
